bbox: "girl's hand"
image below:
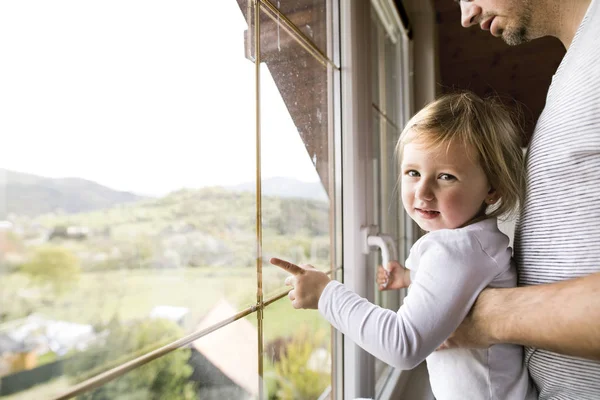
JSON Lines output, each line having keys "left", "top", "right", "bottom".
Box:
{"left": 270, "top": 257, "right": 331, "bottom": 309}
{"left": 377, "top": 260, "right": 410, "bottom": 291}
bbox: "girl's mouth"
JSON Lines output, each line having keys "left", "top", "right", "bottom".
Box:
{"left": 415, "top": 208, "right": 440, "bottom": 219}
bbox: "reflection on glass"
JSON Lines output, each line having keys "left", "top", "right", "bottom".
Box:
{"left": 268, "top": 0, "right": 331, "bottom": 58}
{"left": 263, "top": 298, "right": 331, "bottom": 400}
{"left": 0, "top": 1, "right": 259, "bottom": 398}
{"left": 258, "top": 5, "right": 332, "bottom": 299}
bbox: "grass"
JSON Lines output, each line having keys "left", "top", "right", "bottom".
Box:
{"left": 36, "top": 351, "right": 57, "bottom": 366}
{"left": 1, "top": 377, "right": 70, "bottom": 400}
{"left": 0, "top": 267, "right": 331, "bottom": 400}
{"left": 4, "top": 266, "right": 329, "bottom": 342}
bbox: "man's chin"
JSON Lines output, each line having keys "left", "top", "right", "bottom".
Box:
{"left": 502, "top": 27, "right": 529, "bottom": 46}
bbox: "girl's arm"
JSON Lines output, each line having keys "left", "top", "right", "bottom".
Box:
{"left": 319, "top": 236, "right": 500, "bottom": 369}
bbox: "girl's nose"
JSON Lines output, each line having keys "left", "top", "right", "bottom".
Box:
{"left": 415, "top": 182, "right": 435, "bottom": 202}
{"left": 460, "top": 1, "right": 482, "bottom": 28}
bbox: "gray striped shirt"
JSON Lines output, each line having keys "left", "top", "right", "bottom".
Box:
{"left": 514, "top": 0, "right": 600, "bottom": 398}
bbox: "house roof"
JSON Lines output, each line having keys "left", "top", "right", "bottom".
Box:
{"left": 0, "top": 333, "right": 25, "bottom": 354}
{"left": 192, "top": 299, "right": 258, "bottom": 396}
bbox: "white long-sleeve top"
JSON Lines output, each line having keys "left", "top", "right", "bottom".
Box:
{"left": 318, "top": 218, "right": 537, "bottom": 400}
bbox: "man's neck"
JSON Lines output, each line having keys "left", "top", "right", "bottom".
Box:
{"left": 545, "top": 0, "right": 592, "bottom": 49}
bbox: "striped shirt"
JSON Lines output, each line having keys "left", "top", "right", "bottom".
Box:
{"left": 513, "top": 0, "right": 600, "bottom": 398}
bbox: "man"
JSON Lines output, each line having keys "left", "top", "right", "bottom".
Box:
{"left": 443, "top": 0, "right": 600, "bottom": 398}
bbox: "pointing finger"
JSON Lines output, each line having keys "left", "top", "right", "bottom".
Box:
{"left": 270, "top": 257, "right": 305, "bottom": 275}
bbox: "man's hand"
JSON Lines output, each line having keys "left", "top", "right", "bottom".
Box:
{"left": 437, "top": 273, "right": 600, "bottom": 360}
{"left": 270, "top": 257, "right": 331, "bottom": 309}
{"left": 377, "top": 260, "right": 410, "bottom": 291}
{"left": 438, "top": 288, "right": 496, "bottom": 350}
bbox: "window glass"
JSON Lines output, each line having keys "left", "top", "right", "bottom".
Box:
{"left": 0, "top": 1, "right": 258, "bottom": 397}
{"left": 268, "top": 0, "right": 330, "bottom": 58}
{"left": 258, "top": 5, "right": 333, "bottom": 300}
{"left": 0, "top": 1, "right": 339, "bottom": 399}
{"left": 263, "top": 298, "right": 331, "bottom": 399}
{"left": 60, "top": 317, "right": 259, "bottom": 400}
{"left": 192, "top": 315, "right": 260, "bottom": 399}
{"left": 370, "top": 7, "right": 406, "bottom": 392}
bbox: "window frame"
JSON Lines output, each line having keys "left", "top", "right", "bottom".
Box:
{"left": 339, "top": 0, "right": 424, "bottom": 398}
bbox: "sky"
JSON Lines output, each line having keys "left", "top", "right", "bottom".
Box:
{"left": 0, "top": 1, "right": 322, "bottom": 196}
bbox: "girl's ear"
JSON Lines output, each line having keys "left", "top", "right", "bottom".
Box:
{"left": 486, "top": 188, "right": 499, "bottom": 205}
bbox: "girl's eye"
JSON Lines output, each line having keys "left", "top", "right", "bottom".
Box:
{"left": 406, "top": 170, "right": 420, "bottom": 177}
{"left": 439, "top": 173, "right": 456, "bottom": 181}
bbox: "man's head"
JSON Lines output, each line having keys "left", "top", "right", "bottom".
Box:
{"left": 457, "top": 0, "right": 537, "bottom": 46}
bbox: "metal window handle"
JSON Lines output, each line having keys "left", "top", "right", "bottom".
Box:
{"left": 379, "top": 234, "right": 398, "bottom": 263}
{"left": 361, "top": 226, "right": 398, "bottom": 271}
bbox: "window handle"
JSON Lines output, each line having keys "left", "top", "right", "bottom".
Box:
{"left": 379, "top": 234, "right": 398, "bottom": 263}
{"left": 361, "top": 226, "right": 398, "bottom": 271}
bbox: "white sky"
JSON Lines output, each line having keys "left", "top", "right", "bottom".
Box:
{"left": 0, "top": 1, "right": 322, "bottom": 196}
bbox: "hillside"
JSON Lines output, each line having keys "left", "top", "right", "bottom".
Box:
{"left": 1, "top": 170, "right": 331, "bottom": 270}
{"left": 0, "top": 169, "right": 144, "bottom": 218}
{"left": 23, "top": 184, "right": 330, "bottom": 271}
{"left": 0, "top": 170, "right": 329, "bottom": 220}
{"left": 227, "top": 177, "right": 328, "bottom": 202}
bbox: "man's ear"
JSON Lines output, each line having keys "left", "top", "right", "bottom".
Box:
{"left": 486, "top": 188, "right": 499, "bottom": 205}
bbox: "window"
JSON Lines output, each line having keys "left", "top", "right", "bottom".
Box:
{"left": 368, "top": 1, "right": 414, "bottom": 396}
{"left": 0, "top": 1, "right": 340, "bottom": 399}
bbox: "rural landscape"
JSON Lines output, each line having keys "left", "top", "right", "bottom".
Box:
{"left": 0, "top": 168, "right": 332, "bottom": 399}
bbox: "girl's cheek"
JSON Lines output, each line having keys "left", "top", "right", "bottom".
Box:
{"left": 443, "top": 193, "right": 465, "bottom": 211}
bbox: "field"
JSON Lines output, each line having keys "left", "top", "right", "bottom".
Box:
{"left": 0, "top": 186, "right": 333, "bottom": 398}
{"left": 1, "top": 266, "right": 331, "bottom": 399}
{"left": 4, "top": 266, "right": 328, "bottom": 340}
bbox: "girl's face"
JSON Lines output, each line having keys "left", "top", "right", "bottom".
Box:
{"left": 401, "top": 139, "right": 496, "bottom": 232}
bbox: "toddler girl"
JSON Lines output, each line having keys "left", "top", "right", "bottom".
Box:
{"left": 271, "top": 91, "right": 537, "bottom": 399}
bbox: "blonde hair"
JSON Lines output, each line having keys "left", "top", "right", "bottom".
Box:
{"left": 396, "top": 91, "right": 525, "bottom": 219}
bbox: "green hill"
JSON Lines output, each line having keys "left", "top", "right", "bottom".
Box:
{"left": 0, "top": 169, "right": 144, "bottom": 219}
{"left": 30, "top": 186, "right": 330, "bottom": 271}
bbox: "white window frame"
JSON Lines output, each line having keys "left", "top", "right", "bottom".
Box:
{"left": 339, "top": 0, "right": 435, "bottom": 398}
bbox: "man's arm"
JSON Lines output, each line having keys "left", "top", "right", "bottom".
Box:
{"left": 443, "top": 272, "right": 600, "bottom": 360}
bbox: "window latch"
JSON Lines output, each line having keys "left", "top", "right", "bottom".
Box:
{"left": 360, "top": 225, "right": 398, "bottom": 270}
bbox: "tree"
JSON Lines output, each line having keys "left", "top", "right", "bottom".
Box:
{"left": 67, "top": 318, "right": 196, "bottom": 400}
{"left": 267, "top": 327, "right": 330, "bottom": 400}
{"left": 21, "top": 245, "right": 81, "bottom": 296}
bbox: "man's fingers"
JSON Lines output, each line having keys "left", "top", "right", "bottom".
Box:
{"left": 270, "top": 257, "right": 305, "bottom": 275}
